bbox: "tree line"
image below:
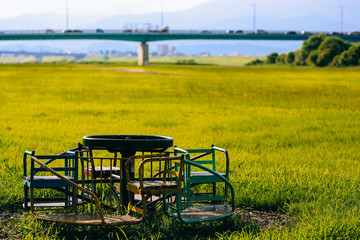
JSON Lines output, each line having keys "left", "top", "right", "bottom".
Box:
{"left": 247, "top": 34, "right": 360, "bottom": 67}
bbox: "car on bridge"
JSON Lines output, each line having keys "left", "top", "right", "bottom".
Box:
{"left": 301, "top": 31, "right": 312, "bottom": 35}
{"left": 161, "top": 26, "right": 169, "bottom": 32}
{"left": 62, "top": 30, "right": 83, "bottom": 34}
{"left": 226, "top": 30, "right": 243, "bottom": 34}
{"left": 285, "top": 31, "right": 296, "bottom": 35}
{"left": 348, "top": 31, "right": 360, "bottom": 35}
{"left": 254, "top": 29, "right": 267, "bottom": 34}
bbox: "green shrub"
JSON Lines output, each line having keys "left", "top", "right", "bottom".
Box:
{"left": 294, "top": 34, "right": 326, "bottom": 65}
{"left": 332, "top": 42, "right": 360, "bottom": 67}
{"left": 176, "top": 59, "right": 197, "bottom": 65}
{"left": 286, "top": 51, "right": 295, "bottom": 64}
{"left": 315, "top": 37, "right": 351, "bottom": 67}
{"left": 245, "top": 58, "right": 264, "bottom": 65}
{"left": 306, "top": 50, "right": 319, "bottom": 66}
{"left": 276, "top": 53, "right": 287, "bottom": 64}
{"left": 331, "top": 55, "right": 342, "bottom": 67}
{"left": 265, "top": 52, "right": 278, "bottom": 64}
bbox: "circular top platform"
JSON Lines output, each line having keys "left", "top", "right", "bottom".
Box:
{"left": 82, "top": 135, "right": 173, "bottom": 153}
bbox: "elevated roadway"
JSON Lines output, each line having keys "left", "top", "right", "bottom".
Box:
{"left": 1, "top": 29, "right": 359, "bottom": 65}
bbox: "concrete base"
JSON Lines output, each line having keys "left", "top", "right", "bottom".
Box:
{"left": 138, "top": 43, "right": 149, "bottom": 66}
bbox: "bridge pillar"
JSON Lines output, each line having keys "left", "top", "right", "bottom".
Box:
{"left": 138, "top": 43, "right": 149, "bottom": 66}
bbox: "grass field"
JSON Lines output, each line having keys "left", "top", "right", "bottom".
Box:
{"left": 0, "top": 56, "right": 35, "bottom": 63}
{"left": 1, "top": 63, "right": 360, "bottom": 239}
{"left": 81, "top": 56, "right": 263, "bottom": 66}
{"left": 0, "top": 55, "right": 264, "bottom": 66}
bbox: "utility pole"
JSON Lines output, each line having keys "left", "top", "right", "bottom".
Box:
{"left": 66, "top": 1, "right": 69, "bottom": 30}
{"left": 252, "top": 3, "right": 256, "bottom": 33}
{"left": 161, "top": 2, "right": 164, "bottom": 28}
{"left": 339, "top": 5, "right": 343, "bottom": 34}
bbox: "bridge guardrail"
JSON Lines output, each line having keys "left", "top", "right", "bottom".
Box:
{"left": 0, "top": 29, "right": 359, "bottom": 43}
{"left": 0, "top": 29, "right": 345, "bottom": 35}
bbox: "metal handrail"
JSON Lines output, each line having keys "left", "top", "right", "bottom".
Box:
{"left": 138, "top": 155, "right": 184, "bottom": 190}
{"left": 124, "top": 153, "right": 168, "bottom": 183}
{"left": 30, "top": 155, "right": 105, "bottom": 224}
{"left": 179, "top": 160, "right": 235, "bottom": 223}
{"left": 211, "top": 145, "right": 230, "bottom": 177}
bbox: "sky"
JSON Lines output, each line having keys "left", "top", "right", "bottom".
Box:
{"left": 0, "top": 0, "right": 210, "bottom": 19}
{"left": 0, "top": 0, "right": 359, "bottom": 27}
{"left": 0, "top": 0, "right": 358, "bottom": 56}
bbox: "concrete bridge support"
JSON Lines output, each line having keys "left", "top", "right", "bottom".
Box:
{"left": 138, "top": 43, "right": 149, "bottom": 66}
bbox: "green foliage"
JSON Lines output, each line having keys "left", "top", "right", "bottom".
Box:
{"left": 260, "top": 34, "right": 358, "bottom": 68}
{"left": 315, "top": 37, "right": 351, "bottom": 66}
{"left": 245, "top": 58, "right": 264, "bottom": 65}
{"left": 332, "top": 42, "right": 360, "bottom": 67}
{"left": 306, "top": 50, "right": 319, "bottom": 66}
{"left": 286, "top": 51, "right": 295, "bottom": 64}
{"left": 303, "top": 34, "right": 326, "bottom": 52}
{"left": 294, "top": 34, "right": 326, "bottom": 65}
{"left": 175, "top": 59, "right": 197, "bottom": 65}
{"left": 265, "top": 52, "right": 278, "bottom": 64}
{"left": 276, "top": 53, "right": 287, "bottom": 64}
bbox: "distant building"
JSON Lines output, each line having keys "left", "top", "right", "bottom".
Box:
{"left": 156, "top": 44, "right": 184, "bottom": 56}
{"left": 157, "top": 44, "right": 169, "bottom": 56}
{"left": 168, "top": 47, "right": 176, "bottom": 56}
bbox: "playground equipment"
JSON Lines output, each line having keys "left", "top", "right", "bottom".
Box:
{"left": 23, "top": 135, "right": 235, "bottom": 226}
{"left": 125, "top": 155, "right": 184, "bottom": 221}
{"left": 174, "top": 145, "right": 230, "bottom": 205}
{"left": 166, "top": 145, "right": 234, "bottom": 223}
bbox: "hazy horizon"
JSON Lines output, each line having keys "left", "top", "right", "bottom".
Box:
{"left": 1, "top": 0, "right": 359, "bottom": 27}
{"left": 0, "top": 0, "right": 359, "bottom": 57}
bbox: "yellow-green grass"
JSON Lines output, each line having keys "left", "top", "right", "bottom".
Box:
{"left": 42, "top": 56, "right": 75, "bottom": 62}
{"left": 0, "top": 56, "right": 35, "bottom": 63}
{"left": 81, "top": 56, "right": 264, "bottom": 65}
{"left": 1, "top": 64, "right": 360, "bottom": 239}
{"left": 148, "top": 56, "right": 263, "bottom": 65}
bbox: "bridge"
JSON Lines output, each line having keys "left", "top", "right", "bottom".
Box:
{"left": 1, "top": 29, "right": 359, "bottom": 65}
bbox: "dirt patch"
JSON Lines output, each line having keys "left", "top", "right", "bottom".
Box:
{"left": 0, "top": 208, "right": 295, "bottom": 239}
{"left": 0, "top": 211, "right": 21, "bottom": 222}
{"left": 0, "top": 211, "right": 22, "bottom": 239}
{"left": 236, "top": 208, "right": 296, "bottom": 230}
{"left": 94, "top": 67, "right": 179, "bottom": 75}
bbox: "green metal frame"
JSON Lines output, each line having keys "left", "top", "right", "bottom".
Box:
{"left": 174, "top": 145, "right": 230, "bottom": 206}
{"left": 163, "top": 159, "right": 235, "bottom": 223}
